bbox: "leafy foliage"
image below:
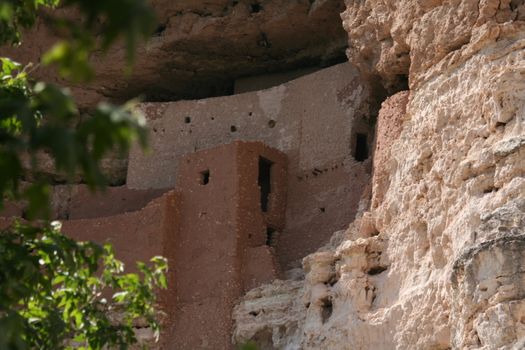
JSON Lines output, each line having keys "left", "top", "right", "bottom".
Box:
{"left": 0, "top": 0, "right": 156, "bottom": 216}
{"left": 239, "top": 342, "right": 259, "bottom": 350}
{"left": 0, "top": 1, "right": 169, "bottom": 349}
{"left": 0, "top": 222, "right": 167, "bottom": 350}
{"left": 1, "top": 0, "right": 155, "bottom": 80}
{"left": 0, "top": 57, "right": 147, "bottom": 219}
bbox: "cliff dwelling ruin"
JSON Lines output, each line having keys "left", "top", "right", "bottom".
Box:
{"left": 1, "top": 61, "right": 374, "bottom": 348}
{"left": 2, "top": 0, "right": 524, "bottom": 349}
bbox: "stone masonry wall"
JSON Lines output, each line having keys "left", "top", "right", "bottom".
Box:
{"left": 169, "top": 141, "right": 287, "bottom": 350}
{"left": 127, "top": 62, "right": 373, "bottom": 269}
{"left": 52, "top": 141, "right": 288, "bottom": 350}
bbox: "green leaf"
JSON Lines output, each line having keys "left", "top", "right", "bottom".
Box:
{"left": 0, "top": 2, "right": 166, "bottom": 349}
{"left": 0, "top": 57, "right": 21, "bottom": 76}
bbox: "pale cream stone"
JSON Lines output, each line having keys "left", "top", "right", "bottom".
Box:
{"left": 233, "top": 4, "right": 525, "bottom": 348}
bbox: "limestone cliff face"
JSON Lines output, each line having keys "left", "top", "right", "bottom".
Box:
{"left": 341, "top": 0, "right": 525, "bottom": 91}
{"left": 233, "top": 1, "right": 525, "bottom": 349}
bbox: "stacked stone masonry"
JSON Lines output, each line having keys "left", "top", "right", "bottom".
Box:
{"left": 0, "top": 62, "right": 375, "bottom": 349}
{"left": 128, "top": 62, "right": 373, "bottom": 270}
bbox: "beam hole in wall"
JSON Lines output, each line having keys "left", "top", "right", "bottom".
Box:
{"left": 250, "top": 3, "right": 262, "bottom": 13}
{"left": 320, "top": 297, "right": 333, "bottom": 323}
{"left": 258, "top": 157, "right": 273, "bottom": 212}
{"left": 184, "top": 116, "right": 191, "bottom": 124}
{"left": 354, "top": 133, "right": 369, "bottom": 162}
{"left": 268, "top": 119, "right": 276, "bottom": 128}
{"left": 200, "top": 170, "right": 210, "bottom": 185}
{"left": 230, "top": 125, "right": 238, "bottom": 132}
{"left": 266, "top": 227, "right": 277, "bottom": 247}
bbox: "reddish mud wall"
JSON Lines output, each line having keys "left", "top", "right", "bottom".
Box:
{"left": 169, "top": 141, "right": 287, "bottom": 350}
{"left": 127, "top": 62, "right": 373, "bottom": 269}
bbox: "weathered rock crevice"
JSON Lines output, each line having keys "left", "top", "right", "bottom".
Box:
{"left": 4, "top": 0, "right": 350, "bottom": 106}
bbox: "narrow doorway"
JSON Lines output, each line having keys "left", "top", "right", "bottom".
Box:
{"left": 258, "top": 157, "right": 273, "bottom": 212}
{"left": 354, "top": 133, "right": 369, "bottom": 162}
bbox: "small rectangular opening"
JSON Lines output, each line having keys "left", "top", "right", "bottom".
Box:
{"left": 266, "top": 227, "right": 276, "bottom": 247}
{"left": 200, "top": 170, "right": 210, "bottom": 185}
{"left": 354, "top": 133, "right": 369, "bottom": 162}
{"left": 258, "top": 157, "right": 273, "bottom": 212}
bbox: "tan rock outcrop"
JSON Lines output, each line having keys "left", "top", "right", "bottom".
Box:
{"left": 341, "top": 0, "right": 525, "bottom": 91}
{"left": 233, "top": 3, "right": 525, "bottom": 348}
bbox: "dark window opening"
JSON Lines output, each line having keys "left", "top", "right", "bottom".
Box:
{"left": 258, "top": 157, "right": 273, "bottom": 212}
{"left": 184, "top": 116, "right": 191, "bottom": 124}
{"left": 266, "top": 227, "right": 276, "bottom": 247}
{"left": 200, "top": 170, "right": 210, "bottom": 185}
{"left": 250, "top": 3, "right": 262, "bottom": 13}
{"left": 354, "top": 133, "right": 369, "bottom": 162}
{"left": 230, "top": 125, "right": 237, "bottom": 132}
{"left": 268, "top": 119, "right": 276, "bottom": 128}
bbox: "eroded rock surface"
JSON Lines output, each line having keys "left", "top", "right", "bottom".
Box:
{"left": 341, "top": 0, "right": 525, "bottom": 91}
{"left": 4, "top": 0, "right": 348, "bottom": 107}
{"left": 233, "top": 2, "right": 525, "bottom": 348}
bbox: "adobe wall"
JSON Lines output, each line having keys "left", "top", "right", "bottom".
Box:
{"left": 60, "top": 191, "right": 180, "bottom": 328}
{"left": 0, "top": 185, "right": 165, "bottom": 221}
{"left": 60, "top": 190, "right": 178, "bottom": 272}
{"left": 57, "top": 141, "right": 288, "bottom": 350}
{"left": 51, "top": 185, "right": 166, "bottom": 220}
{"left": 170, "top": 141, "right": 287, "bottom": 350}
{"left": 127, "top": 62, "right": 373, "bottom": 269}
